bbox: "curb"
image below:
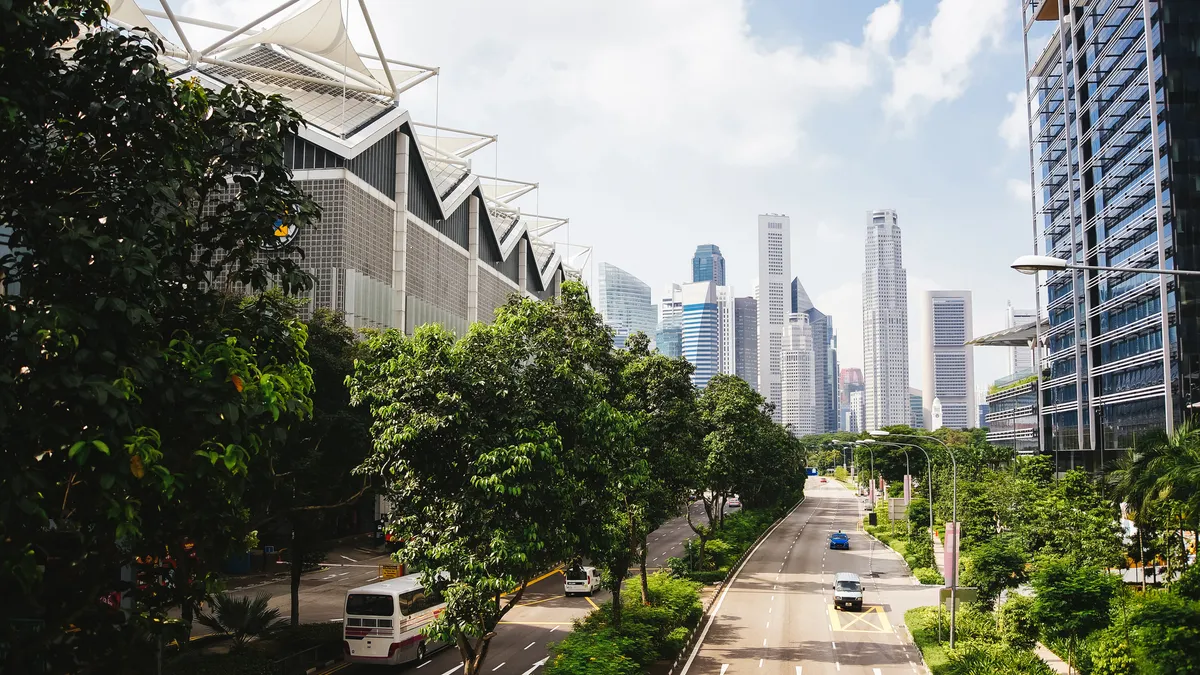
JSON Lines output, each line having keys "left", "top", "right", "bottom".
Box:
{"left": 305, "top": 658, "right": 338, "bottom": 675}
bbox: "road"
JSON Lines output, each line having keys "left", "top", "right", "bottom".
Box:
{"left": 251, "top": 499, "right": 718, "bottom": 675}
{"left": 680, "top": 477, "right": 936, "bottom": 675}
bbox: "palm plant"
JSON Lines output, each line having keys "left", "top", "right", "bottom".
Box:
{"left": 196, "top": 592, "right": 287, "bottom": 649}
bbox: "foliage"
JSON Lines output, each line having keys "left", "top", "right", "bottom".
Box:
{"left": 544, "top": 629, "right": 640, "bottom": 675}
{"left": 1171, "top": 562, "right": 1200, "bottom": 601}
{"left": 906, "top": 605, "right": 1053, "bottom": 675}
{"left": 997, "top": 594, "right": 1038, "bottom": 650}
{"left": 905, "top": 530, "right": 936, "bottom": 570}
{"left": 915, "top": 567, "right": 946, "bottom": 586}
{"left": 1126, "top": 591, "right": 1200, "bottom": 675}
{"left": 1030, "top": 558, "right": 1119, "bottom": 671}
{"left": 1087, "top": 627, "right": 1135, "bottom": 675}
{"left": 1, "top": 2, "right": 319, "bottom": 669}
{"left": 676, "top": 507, "right": 779, "bottom": 582}
{"left": 960, "top": 534, "right": 1028, "bottom": 609}
{"left": 166, "top": 649, "right": 275, "bottom": 675}
{"left": 195, "top": 593, "right": 287, "bottom": 649}
{"left": 943, "top": 642, "right": 1055, "bottom": 675}
{"left": 1111, "top": 423, "right": 1200, "bottom": 536}
{"left": 834, "top": 466, "right": 850, "bottom": 482}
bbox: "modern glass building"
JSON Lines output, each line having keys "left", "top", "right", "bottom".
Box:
{"left": 921, "top": 291, "right": 975, "bottom": 430}
{"left": 681, "top": 281, "right": 719, "bottom": 387}
{"left": 910, "top": 388, "right": 925, "bottom": 429}
{"left": 734, "top": 296, "right": 758, "bottom": 388}
{"left": 658, "top": 283, "right": 684, "bottom": 358}
{"left": 692, "top": 244, "right": 726, "bottom": 286}
{"left": 597, "top": 262, "right": 656, "bottom": 349}
{"left": 1022, "top": 0, "right": 1200, "bottom": 468}
{"left": 781, "top": 313, "right": 817, "bottom": 437}
{"left": 792, "top": 277, "right": 838, "bottom": 432}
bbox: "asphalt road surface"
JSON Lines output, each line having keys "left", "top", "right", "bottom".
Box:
{"left": 289, "top": 499, "right": 719, "bottom": 675}
{"left": 679, "top": 477, "right": 936, "bottom": 675}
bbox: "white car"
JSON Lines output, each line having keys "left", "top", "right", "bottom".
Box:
{"left": 727, "top": 497, "right": 742, "bottom": 508}
{"left": 564, "top": 565, "right": 601, "bottom": 596}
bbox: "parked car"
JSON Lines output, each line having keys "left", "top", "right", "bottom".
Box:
{"left": 564, "top": 564, "right": 601, "bottom": 596}
{"left": 829, "top": 531, "right": 850, "bottom": 550}
{"left": 727, "top": 497, "right": 741, "bottom": 508}
{"left": 832, "top": 572, "right": 863, "bottom": 611}
{"left": 819, "top": 477, "right": 828, "bottom": 483}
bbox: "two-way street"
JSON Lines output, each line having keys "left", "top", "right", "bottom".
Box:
{"left": 680, "top": 477, "right": 936, "bottom": 675}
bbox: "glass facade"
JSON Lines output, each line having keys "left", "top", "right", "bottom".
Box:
{"left": 681, "top": 281, "right": 719, "bottom": 388}
{"left": 596, "top": 262, "right": 656, "bottom": 345}
{"left": 1023, "top": 0, "right": 1200, "bottom": 469}
{"left": 692, "top": 244, "right": 726, "bottom": 286}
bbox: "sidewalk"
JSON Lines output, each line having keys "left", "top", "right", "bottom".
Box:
{"left": 932, "top": 530, "right": 946, "bottom": 576}
{"left": 1035, "top": 644, "right": 1071, "bottom": 674}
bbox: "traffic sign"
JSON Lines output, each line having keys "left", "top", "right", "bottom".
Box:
{"left": 379, "top": 564, "right": 404, "bottom": 580}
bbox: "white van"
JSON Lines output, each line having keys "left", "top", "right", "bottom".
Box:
{"left": 564, "top": 565, "right": 601, "bottom": 596}
{"left": 832, "top": 572, "right": 863, "bottom": 611}
{"left": 343, "top": 573, "right": 445, "bottom": 665}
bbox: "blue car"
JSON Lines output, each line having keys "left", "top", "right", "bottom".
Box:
{"left": 829, "top": 531, "right": 850, "bottom": 550}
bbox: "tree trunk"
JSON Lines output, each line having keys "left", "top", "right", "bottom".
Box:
{"left": 639, "top": 538, "right": 650, "bottom": 605}
{"left": 289, "top": 529, "right": 302, "bottom": 626}
{"left": 611, "top": 577, "right": 623, "bottom": 630}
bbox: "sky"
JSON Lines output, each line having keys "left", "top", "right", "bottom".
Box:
{"left": 171, "top": 0, "right": 1043, "bottom": 392}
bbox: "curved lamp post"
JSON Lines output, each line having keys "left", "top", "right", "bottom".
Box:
{"left": 868, "top": 439, "right": 935, "bottom": 544}
{"left": 870, "top": 430, "right": 960, "bottom": 648}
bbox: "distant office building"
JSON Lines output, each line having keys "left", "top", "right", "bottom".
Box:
{"left": 840, "top": 367, "right": 865, "bottom": 432}
{"left": 758, "top": 214, "right": 791, "bottom": 422}
{"left": 1006, "top": 303, "right": 1037, "bottom": 376}
{"left": 681, "top": 281, "right": 719, "bottom": 387}
{"left": 986, "top": 370, "right": 1039, "bottom": 455}
{"left": 656, "top": 283, "right": 683, "bottom": 358}
{"left": 921, "top": 290, "right": 975, "bottom": 430}
{"left": 793, "top": 277, "right": 838, "bottom": 433}
{"left": 792, "top": 277, "right": 813, "bottom": 314}
{"left": 716, "top": 285, "right": 736, "bottom": 376}
{"left": 597, "top": 262, "right": 656, "bottom": 350}
{"left": 978, "top": 403, "right": 990, "bottom": 429}
{"left": 781, "top": 313, "right": 817, "bottom": 436}
{"left": 910, "top": 388, "right": 924, "bottom": 429}
{"left": 863, "top": 209, "right": 910, "bottom": 430}
{"left": 734, "top": 297, "right": 759, "bottom": 388}
{"left": 692, "top": 244, "right": 726, "bottom": 286}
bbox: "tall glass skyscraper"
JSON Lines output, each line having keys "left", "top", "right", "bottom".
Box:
{"left": 657, "top": 283, "right": 683, "bottom": 358}
{"left": 692, "top": 244, "right": 726, "bottom": 286}
{"left": 597, "top": 262, "right": 656, "bottom": 349}
{"left": 863, "top": 210, "right": 909, "bottom": 430}
{"left": 792, "top": 277, "right": 838, "bottom": 432}
{"left": 758, "top": 215, "right": 792, "bottom": 421}
{"left": 734, "top": 297, "right": 759, "bottom": 388}
{"left": 781, "top": 313, "right": 817, "bottom": 436}
{"left": 1021, "top": 0, "right": 1200, "bottom": 466}
{"left": 681, "top": 281, "right": 719, "bottom": 387}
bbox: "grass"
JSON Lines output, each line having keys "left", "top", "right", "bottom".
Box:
{"left": 905, "top": 607, "right": 952, "bottom": 673}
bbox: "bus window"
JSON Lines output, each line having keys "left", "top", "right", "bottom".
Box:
{"left": 398, "top": 588, "right": 443, "bottom": 616}
{"left": 346, "top": 593, "right": 395, "bottom": 617}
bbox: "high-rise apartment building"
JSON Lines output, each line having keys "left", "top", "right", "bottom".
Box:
{"left": 716, "top": 285, "right": 736, "bottom": 376}
{"left": 1022, "top": 0, "right": 1200, "bottom": 463}
{"left": 921, "top": 291, "right": 975, "bottom": 430}
{"left": 910, "top": 388, "right": 925, "bottom": 429}
{"left": 681, "top": 281, "right": 719, "bottom": 388}
{"left": 757, "top": 214, "right": 792, "bottom": 421}
{"left": 656, "top": 283, "right": 683, "bottom": 359}
{"left": 840, "top": 367, "right": 865, "bottom": 432}
{"left": 781, "top": 313, "right": 817, "bottom": 436}
{"left": 1006, "top": 303, "right": 1037, "bottom": 375}
{"left": 597, "top": 262, "right": 656, "bottom": 350}
{"left": 734, "top": 297, "right": 759, "bottom": 388}
{"left": 692, "top": 244, "right": 727, "bottom": 286}
{"left": 863, "top": 210, "right": 910, "bottom": 430}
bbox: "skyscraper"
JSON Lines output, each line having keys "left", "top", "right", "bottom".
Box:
{"left": 716, "top": 285, "right": 736, "bottom": 375}
{"left": 757, "top": 214, "right": 791, "bottom": 421}
{"left": 734, "top": 297, "right": 759, "bottom": 388}
{"left": 921, "top": 290, "right": 975, "bottom": 430}
{"left": 910, "top": 388, "right": 925, "bottom": 429}
{"left": 1006, "top": 303, "right": 1036, "bottom": 376}
{"left": 681, "top": 281, "right": 719, "bottom": 387}
{"left": 781, "top": 313, "right": 817, "bottom": 437}
{"left": 692, "top": 244, "right": 727, "bottom": 286}
{"left": 794, "top": 277, "right": 838, "bottom": 433}
{"left": 840, "top": 367, "right": 865, "bottom": 432}
{"left": 597, "top": 262, "right": 656, "bottom": 350}
{"left": 656, "top": 283, "right": 683, "bottom": 359}
{"left": 1021, "top": 0, "right": 1200, "bottom": 462}
{"left": 863, "top": 209, "right": 910, "bottom": 430}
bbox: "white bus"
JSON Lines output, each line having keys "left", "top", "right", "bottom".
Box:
{"left": 343, "top": 573, "right": 445, "bottom": 666}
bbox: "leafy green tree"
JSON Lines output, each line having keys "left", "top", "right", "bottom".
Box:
{"left": 1, "top": 2, "right": 318, "bottom": 670}
{"left": 997, "top": 594, "right": 1038, "bottom": 650}
{"left": 961, "top": 534, "right": 1029, "bottom": 609}
{"left": 1023, "top": 471, "right": 1124, "bottom": 568}
{"left": 1030, "top": 558, "right": 1120, "bottom": 673}
{"left": 1127, "top": 592, "right": 1200, "bottom": 675}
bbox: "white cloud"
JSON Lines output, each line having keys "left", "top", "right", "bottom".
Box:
{"left": 884, "top": 0, "right": 1008, "bottom": 120}
{"left": 864, "top": 0, "right": 903, "bottom": 52}
{"left": 1006, "top": 177, "right": 1031, "bottom": 204}
{"left": 999, "top": 90, "right": 1029, "bottom": 150}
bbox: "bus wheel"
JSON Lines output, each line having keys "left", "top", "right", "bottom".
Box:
{"left": 418, "top": 642, "right": 426, "bottom": 661}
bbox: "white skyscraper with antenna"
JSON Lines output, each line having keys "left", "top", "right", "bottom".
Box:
{"left": 757, "top": 214, "right": 791, "bottom": 421}
{"left": 863, "top": 209, "right": 910, "bottom": 430}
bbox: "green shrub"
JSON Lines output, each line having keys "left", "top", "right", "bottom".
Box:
{"left": 641, "top": 573, "right": 703, "bottom": 629}
{"left": 705, "top": 539, "right": 734, "bottom": 568}
{"left": 914, "top": 568, "right": 945, "bottom": 585}
{"left": 195, "top": 593, "right": 287, "bottom": 650}
{"left": 167, "top": 649, "right": 274, "bottom": 675}
{"left": 944, "top": 641, "right": 1055, "bottom": 675}
{"left": 1171, "top": 563, "right": 1200, "bottom": 602}
{"left": 686, "top": 569, "right": 727, "bottom": 584}
{"left": 834, "top": 466, "right": 849, "bottom": 482}
{"left": 1088, "top": 627, "right": 1135, "bottom": 675}
{"left": 545, "top": 629, "right": 639, "bottom": 675}
{"left": 905, "top": 530, "right": 936, "bottom": 569}
{"left": 905, "top": 554, "right": 919, "bottom": 570}
{"left": 998, "top": 595, "right": 1038, "bottom": 650}
{"left": 270, "top": 622, "right": 342, "bottom": 652}
{"left": 663, "top": 626, "right": 689, "bottom": 656}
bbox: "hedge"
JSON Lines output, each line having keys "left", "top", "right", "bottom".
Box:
{"left": 905, "top": 605, "right": 1054, "bottom": 675}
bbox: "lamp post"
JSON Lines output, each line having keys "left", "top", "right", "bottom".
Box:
{"left": 1010, "top": 254, "right": 1200, "bottom": 277}
{"left": 870, "top": 439, "right": 934, "bottom": 545}
{"left": 854, "top": 440, "right": 876, "bottom": 503}
{"left": 870, "top": 430, "right": 960, "bottom": 648}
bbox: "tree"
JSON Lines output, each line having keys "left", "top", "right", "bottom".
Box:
{"left": 1030, "top": 558, "right": 1120, "bottom": 673}
{"left": 1127, "top": 592, "right": 1200, "bottom": 675}
{"left": 961, "top": 534, "right": 1028, "bottom": 609}
{"left": 196, "top": 593, "right": 287, "bottom": 650}
{"left": 1, "top": 3, "right": 318, "bottom": 669}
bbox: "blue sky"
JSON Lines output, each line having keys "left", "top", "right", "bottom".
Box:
{"left": 174, "top": 0, "right": 1041, "bottom": 391}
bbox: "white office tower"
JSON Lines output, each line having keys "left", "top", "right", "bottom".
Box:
{"left": 597, "top": 262, "right": 657, "bottom": 349}
{"left": 757, "top": 214, "right": 792, "bottom": 422}
{"left": 862, "top": 209, "right": 910, "bottom": 430}
{"left": 716, "top": 285, "right": 736, "bottom": 375}
{"left": 681, "top": 281, "right": 720, "bottom": 387}
{"left": 921, "top": 290, "right": 975, "bottom": 430}
{"left": 1006, "top": 302, "right": 1037, "bottom": 375}
{"left": 781, "top": 313, "right": 817, "bottom": 436}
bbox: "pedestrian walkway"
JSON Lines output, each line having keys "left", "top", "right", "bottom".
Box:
{"left": 1035, "top": 643, "right": 1071, "bottom": 674}
{"left": 932, "top": 530, "right": 945, "bottom": 576}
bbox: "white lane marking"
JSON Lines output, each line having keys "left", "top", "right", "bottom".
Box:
{"left": 549, "top": 625, "right": 559, "bottom": 632}
{"left": 418, "top": 661, "right": 431, "bottom": 669}
{"left": 762, "top": 639, "right": 767, "bottom": 647}
{"left": 874, "top": 670, "right": 882, "bottom": 675}
{"left": 769, "top": 607, "right": 772, "bottom": 614}
{"left": 440, "top": 666, "right": 463, "bottom": 675}
{"left": 759, "top": 658, "right": 764, "bottom": 667}
{"left": 836, "top": 662, "right": 841, "bottom": 671}
{"left": 720, "top": 666, "right": 729, "bottom": 675}
{"left": 796, "top": 669, "right": 802, "bottom": 675}
{"left": 832, "top": 642, "right": 837, "bottom": 649}
{"left": 492, "top": 663, "right": 506, "bottom": 672}
{"left": 329, "top": 618, "right": 343, "bottom": 622}
{"left": 525, "top": 642, "right": 535, "bottom": 650}
{"left": 766, "top": 621, "right": 770, "bottom": 628}
{"left": 340, "top": 555, "right": 359, "bottom": 563}
{"left": 519, "top": 659, "right": 547, "bottom": 675}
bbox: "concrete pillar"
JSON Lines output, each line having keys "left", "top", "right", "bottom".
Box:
{"left": 467, "top": 196, "right": 480, "bottom": 323}
{"left": 904, "top": 474, "right": 912, "bottom": 503}
{"left": 517, "top": 237, "right": 528, "bottom": 296}
{"left": 392, "top": 133, "right": 410, "bottom": 332}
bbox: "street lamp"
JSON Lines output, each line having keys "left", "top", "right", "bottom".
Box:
{"left": 856, "top": 440, "right": 877, "bottom": 503}
{"left": 871, "top": 439, "right": 935, "bottom": 545}
{"left": 870, "top": 430, "right": 961, "bottom": 648}
{"left": 1010, "top": 254, "right": 1200, "bottom": 277}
